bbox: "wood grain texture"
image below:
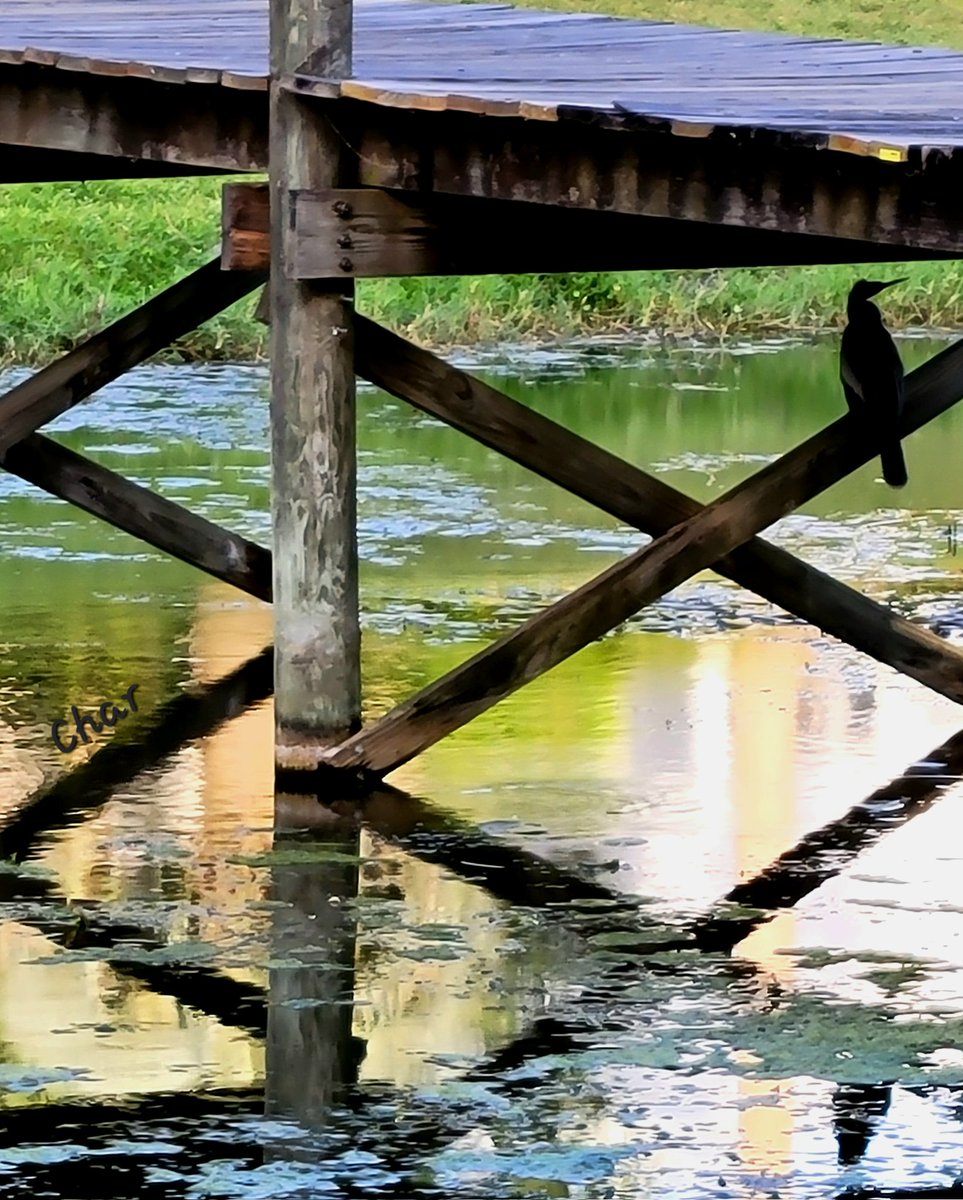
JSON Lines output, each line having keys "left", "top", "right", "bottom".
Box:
{"left": 4, "top": 5, "right": 963, "bottom": 249}
{"left": 0, "top": 259, "right": 263, "bottom": 455}
{"left": 223, "top": 182, "right": 953, "bottom": 275}
{"left": 349, "top": 106, "right": 963, "bottom": 255}
{"left": 3, "top": 0, "right": 963, "bottom": 152}
{"left": 270, "top": 0, "right": 361, "bottom": 764}
{"left": 0, "top": 434, "right": 272, "bottom": 600}
{"left": 324, "top": 330, "right": 963, "bottom": 778}
{"left": 353, "top": 316, "right": 963, "bottom": 708}
{"left": 222, "top": 181, "right": 271, "bottom": 270}
{"left": 0, "top": 62, "right": 268, "bottom": 171}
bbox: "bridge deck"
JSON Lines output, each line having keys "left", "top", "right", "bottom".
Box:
{"left": 1, "top": 0, "right": 962, "bottom": 154}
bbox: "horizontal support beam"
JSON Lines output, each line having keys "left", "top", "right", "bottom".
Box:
{"left": 331, "top": 100, "right": 963, "bottom": 255}
{"left": 2, "top": 66, "right": 959, "bottom": 256}
{"left": 0, "top": 64, "right": 267, "bottom": 171}
{"left": 223, "top": 182, "right": 953, "bottom": 277}
{"left": 0, "top": 259, "right": 265, "bottom": 455}
{"left": 326, "top": 330, "right": 963, "bottom": 777}
{"left": 354, "top": 317, "right": 963, "bottom": 705}
{"left": 3, "top": 62, "right": 958, "bottom": 255}
{"left": 0, "top": 434, "right": 272, "bottom": 600}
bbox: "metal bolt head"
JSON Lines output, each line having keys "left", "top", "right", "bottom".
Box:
{"left": 339, "top": 257, "right": 353, "bottom": 272}
{"left": 333, "top": 200, "right": 353, "bottom": 219}
{"left": 337, "top": 234, "right": 353, "bottom": 249}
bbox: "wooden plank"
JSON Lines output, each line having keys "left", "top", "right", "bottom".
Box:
{"left": 222, "top": 181, "right": 270, "bottom": 271}
{"left": 0, "top": 259, "right": 264, "bottom": 455}
{"left": 221, "top": 71, "right": 269, "bottom": 91}
{"left": 349, "top": 105, "right": 963, "bottom": 254}
{"left": 289, "top": 186, "right": 446, "bottom": 278}
{"left": 270, "top": 0, "right": 361, "bottom": 768}
{"left": 352, "top": 316, "right": 963, "bottom": 708}
{"left": 0, "top": 433, "right": 272, "bottom": 601}
{"left": 2, "top": 0, "right": 963, "bottom": 155}
{"left": 323, "top": 331, "right": 963, "bottom": 778}
{"left": 123, "top": 60, "right": 191, "bottom": 86}
{"left": 0, "top": 64, "right": 268, "bottom": 171}
{"left": 224, "top": 182, "right": 953, "bottom": 277}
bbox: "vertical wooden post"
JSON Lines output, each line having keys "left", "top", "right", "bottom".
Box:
{"left": 270, "top": 0, "right": 360, "bottom": 770}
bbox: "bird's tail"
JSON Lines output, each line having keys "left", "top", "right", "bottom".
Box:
{"left": 880, "top": 440, "right": 908, "bottom": 488}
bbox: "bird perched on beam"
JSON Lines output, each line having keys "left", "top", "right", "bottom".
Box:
{"left": 840, "top": 278, "right": 908, "bottom": 488}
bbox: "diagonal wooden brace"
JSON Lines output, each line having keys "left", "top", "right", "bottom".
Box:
{"left": 325, "top": 328, "right": 963, "bottom": 778}
{"left": 354, "top": 318, "right": 963, "bottom": 704}
{"left": 1, "top": 434, "right": 272, "bottom": 601}
{"left": 0, "top": 259, "right": 265, "bottom": 454}
{"left": 0, "top": 260, "right": 268, "bottom": 602}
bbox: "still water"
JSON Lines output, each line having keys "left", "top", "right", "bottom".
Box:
{"left": 2, "top": 334, "right": 963, "bottom": 1197}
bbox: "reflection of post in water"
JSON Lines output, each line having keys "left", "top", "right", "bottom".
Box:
{"left": 832, "top": 1083, "right": 893, "bottom": 1165}
{"left": 265, "top": 793, "right": 365, "bottom": 1128}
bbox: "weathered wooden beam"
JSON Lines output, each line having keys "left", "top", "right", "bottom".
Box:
{"left": 0, "top": 64, "right": 267, "bottom": 171}
{"left": 270, "top": 0, "right": 361, "bottom": 768}
{"left": 355, "top": 317, "right": 963, "bottom": 707}
{"left": 223, "top": 182, "right": 953, "bottom": 276}
{"left": 0, "top": 434, "right": 272, "bottom": 600}
{"left": 324, "top": 333, "right": 963, "bottom": 778}
{"left": 0, "top": 259, "right": 264, "bottom": 455}
{"left": 223, "top": 181, "right": 274, "bottom": 271}
{"left": 324, "top": 100, "right": 963, "bottom": 256}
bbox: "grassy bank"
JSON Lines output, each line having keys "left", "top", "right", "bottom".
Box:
{"left": 1, "top": 0, "right": 960, "bottom": 363}
{"left": 2, "top": 179, "right": 961, "bottom": 365}
{"left": 520, "top": 0, "right": 963, "bottom": 49}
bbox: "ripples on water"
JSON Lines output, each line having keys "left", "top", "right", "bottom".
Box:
{"left": 1, "top": 335, "right": 963, "bottom": 1196}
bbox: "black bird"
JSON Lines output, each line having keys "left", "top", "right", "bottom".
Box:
{"left": 840, "top": 278, "right": 908, "bottom": 488}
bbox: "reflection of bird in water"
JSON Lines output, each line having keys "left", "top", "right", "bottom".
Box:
{"left": 840, "top": 279, "right": 908, "bottom": 488}
{"left": 832, "top": 1082, "right": 892, "bottom": 1164}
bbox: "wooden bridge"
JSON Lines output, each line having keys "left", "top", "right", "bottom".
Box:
{"left": 2, "top": 0, "right": 963, "bottom": 783}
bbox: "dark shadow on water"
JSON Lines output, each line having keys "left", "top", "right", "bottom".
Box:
{"left": 3, "top": 652, "right": 963, "bottom": 1193}
{"left": 0, "top": 647, "right": 274, "bottom": 863}
{"left": 833, "top": 1083, "right": 894, "bottom": 1166}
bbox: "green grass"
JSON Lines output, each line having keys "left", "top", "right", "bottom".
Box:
{"left": 516, "top": 0, "right": 963, "bottom": 48}
{"left": 0, "top": 180, "right": 259, "bottom": 365}
{"left": 1, "top": 0, "right": 961, "bottom": 364}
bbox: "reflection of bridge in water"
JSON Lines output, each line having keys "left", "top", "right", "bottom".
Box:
{"left": 3, "top": 612, "right": 963, "bottom": 1193}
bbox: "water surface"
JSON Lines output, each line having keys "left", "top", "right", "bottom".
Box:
{"left": 1, "top": 334, "right": 963, "bottom": 1197}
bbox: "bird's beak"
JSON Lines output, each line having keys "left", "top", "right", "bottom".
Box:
{"left": 869, "top": 277, "right": 908, "bottom": 296}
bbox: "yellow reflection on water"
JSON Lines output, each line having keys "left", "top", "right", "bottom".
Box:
{"left": 3, "top": 571, "right": 963, "bottom": 1112}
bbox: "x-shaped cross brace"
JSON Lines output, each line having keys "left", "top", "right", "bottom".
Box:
{"left": 1, "top": 265, "right": 962, "bottom": 785}
{"left": 322, "top": 319, "right": 963, "bottom": 778}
